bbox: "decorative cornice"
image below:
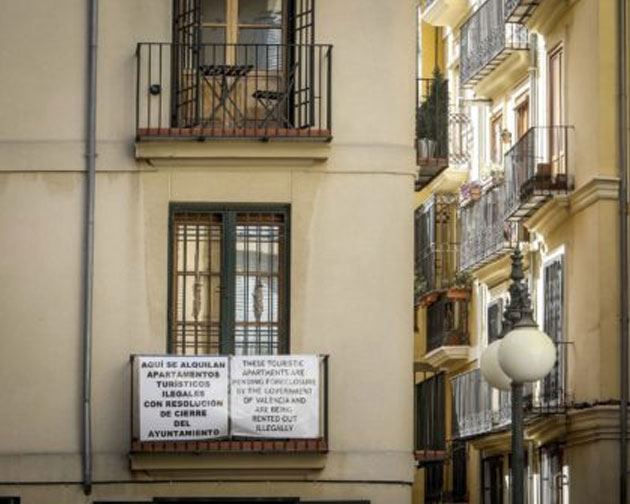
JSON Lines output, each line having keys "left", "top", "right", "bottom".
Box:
{"left": 475, "top": 247, "right": 530, "bottom": 288}
{"left": 474, "top": 51, "right": 529, "bottom": 100}
{"left": 469, "top": 430, "right": 511, "bottom": 455}
{"left": 522, "top": 177, "right": 619, "bottom": 241}
{"left": 569, "top": 176, "right": 620, "bottom": 215}
{"left": 525, "top": 415, "right": 567, "bottom": 447}
{"left": 524, "top": 196, "right": 570, "bottom": 237}
{"left": 422, "top": 345, "right": 470, "bottom": 370}
{"left": 566, "top": 405, "right": 628, "bottom": 448}
{"left": 416, "top": 167, "right": 469, "bottom": 204}
{"left": 528, "top": 0, "right": 572, "bottom": 37}
{"left": 135, "top": 140, "right": 330, "bottom": 167}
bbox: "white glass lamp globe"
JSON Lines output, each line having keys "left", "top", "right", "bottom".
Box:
{"left": 498, "top": 326, "right": 556, "bottom": 383}
{"left": 480, "top": 339, "right": 512, "bottom": 390}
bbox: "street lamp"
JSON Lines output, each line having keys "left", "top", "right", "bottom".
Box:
{"left": 479, "top": 248, "right": 557, "bottom": 504}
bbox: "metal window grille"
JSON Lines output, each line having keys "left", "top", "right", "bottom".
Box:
{"left": 452, "top": 440, "right": 468, "bottom": 501}
{"left": 424, "top": 461, "right": 445, "bottom": 503}
{"left": 169, "top": 206, "right": 288, "bottom": 355}
{"left": 541, "top": 256, "right": 565, "bottom": 407}
{"left": 415, "top": 373, "right": 446, "bottom": 452}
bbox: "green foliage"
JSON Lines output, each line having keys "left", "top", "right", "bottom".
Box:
{"left": 416, "top": 68, "right": 448, "bottom": 157}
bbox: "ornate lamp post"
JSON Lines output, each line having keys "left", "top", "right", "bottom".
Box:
{"left": 480, "top": 248, "right": 557, "bottom": 504}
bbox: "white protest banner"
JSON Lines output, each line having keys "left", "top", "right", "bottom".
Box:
{"left": 138, "top": 356, "right": 229, "bottom": 441}
{"left": 230, "top": 355, "right": 320, "bottom": 438}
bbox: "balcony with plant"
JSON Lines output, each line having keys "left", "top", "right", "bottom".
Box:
{"left": 416, "top": 70, "right": 471, "bottom": 190}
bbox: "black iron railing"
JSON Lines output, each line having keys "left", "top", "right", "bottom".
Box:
{"left": 504, "top": 126, "right": 572, "bottom": 220}
{"left": 414, "top": 194, "right": 459, "bottom": 301}
{"left": 504, "top": 0, "right": 540, "bottom": 23}
{"left": 460, "top": 0, "right": 529, "bottom": 85}
{"left": 459, "top": 184, "right": 519, "bottom": 271}
{"left": 426, "top": 295, "right": 469, "bottom": 352}
{"left": 136, "top": 42, "right": 332, "bottom": 140}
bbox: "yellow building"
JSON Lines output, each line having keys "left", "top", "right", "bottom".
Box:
{"left": 414, "top": 0, "right": 627, "bottom": 503}
{"left": 0, "top": 1, "right": 417, "bottom": 503}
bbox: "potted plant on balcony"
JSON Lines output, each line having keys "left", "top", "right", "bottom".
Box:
{"left": 481, "top": 163, "right": 505, "bottom": 187}
{"left": 448, "top": 270, "right": 473, "bottom": 300}
{"left": 416, "top": 68, "right": 448, "bottom": 161}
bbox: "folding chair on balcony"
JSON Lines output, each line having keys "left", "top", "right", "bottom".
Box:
{"left": 251, "top": 62, "right": 298, "bottom": 129}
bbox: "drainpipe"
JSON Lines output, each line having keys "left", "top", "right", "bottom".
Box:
{"left": 82, "top": 0, "right": 99, "bottom": 496}
{"left": 528, "top": 33, "right": 537, "bottom": 128}
{"left": 618, "top": 0, "right": 628, "bottom": 502}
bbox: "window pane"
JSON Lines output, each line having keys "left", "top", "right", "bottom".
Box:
{"left": 236, "top": 29, "right": 283, "bottom": 70}
{"left": 201, "top": 0, "right": 227, "bottom": 23}
{"left": 200, "top": 28, "right": 227, "bottom": 64}
{"left": 233, "top": 214, "right": 285, "bottom": 355}
{"left": 172, "top": 214, "right": 222, "bottom": 355}
{"left": 238, "top": 0, "right": 283, "bottom": 25}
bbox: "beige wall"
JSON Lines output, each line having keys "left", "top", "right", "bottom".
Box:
{"left": 0, "top": 0, "right": 419, "bottom": 503}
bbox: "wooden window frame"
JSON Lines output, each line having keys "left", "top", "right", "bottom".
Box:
{"left": 167, "top": 203, "right": 291, "bottom": 356}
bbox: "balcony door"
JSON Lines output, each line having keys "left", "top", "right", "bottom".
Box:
{"left": 548, "top": 45, "right": 565, "bottom": 177}
{"left": 172, "top": 0, "right": 315, "bottom": 129}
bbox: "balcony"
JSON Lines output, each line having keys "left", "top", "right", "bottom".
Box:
{"left": 414, "top": 194, "right": 462, "bottom": 303}
{"left": 130, "top": 354, "right": 328, "bottom": 456}
{"left": 504, "top": 126, "right": 572, "bottom": 221}
{"left": 504, "top": 0, "right": 540, "bottom": 24}
{"left": 452, "top": 352, "right": 569, "bottom": 439}
{"left": 416, "top": 77, "right": 472, "bottom": 190}
{"left": 426, "top": 294, "right": 469, "bottom": 352}
{"left": 136, "top": 43, "right": 332, "bottom": 141}
{"left": 460, "top": 0, "right": 529, "bottom": 86}
{"left": 459, "top": 184, "right": 519, "bottom": 271}
{"left": 421, "top": 0, "right": 470, "bottom": 27}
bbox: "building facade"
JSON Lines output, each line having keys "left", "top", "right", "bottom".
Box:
{"left": 413, "top": 0, "right": 624, "bottom": 503}
{"left": 0, "top": 1, "right": 418, "bottom": 503}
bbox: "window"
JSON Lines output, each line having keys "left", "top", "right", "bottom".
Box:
{"left": 487, "top": 298, "right": 503, "bottom": 344}
{"left": 514, "top": 94, "right": 529, "bottom": 140}
{"left": 490, "top": 113, "right": 504, "bottom": 164}
{"left": 452, "top": 440, "right": 468, "bottom": 501}
{"left": 541, "top": 445, "right": 566, "bottom": 504}
{"left": 482, "top": 455, "right": 504, "bottom": 504}
{"left": 169, "top": 205, "right": 289, "bottom": 355}
{"left": 415, "top": 373, "right": 446, "bottom": 453}
{"left": 541, "top": 255, "right": 564, "bottom": 405}
{"left": 549, "top": 45, "right": 565, "bottom": 175}
{"left": 424, "top": 461, "right": 445, "bottom": 503}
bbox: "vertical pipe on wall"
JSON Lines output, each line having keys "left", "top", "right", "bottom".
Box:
{"left": 619, "top": 0, "right": 629, "bottom": 502}
{"left": 82, "top": 0, "right": 99, "bottom": 495}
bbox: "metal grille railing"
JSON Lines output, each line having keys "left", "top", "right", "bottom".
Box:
{"left": 415, "top": 78, "right": 472, "bottom": 189}
{"left": 426, "top": 296, "right": 469, "bottom": 352}
{"left": 504, "top": 126, "right": 572, "bottom": 220}
{"left": 459, "top": 184, "right": 519, "bottom": 271}
{"left": 136, "top": 42, "right": 332, "bottom": 140}
{"left": 460, "top": 0, "right": 529, "bottom": 85}
{"left": 504, "top": 0, "right": 540, "bottom": 23}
